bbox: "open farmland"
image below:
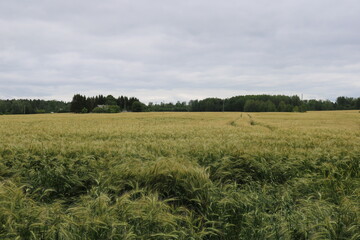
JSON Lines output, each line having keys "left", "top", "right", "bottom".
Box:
{"left": 0, "top": 111, "right": 359, "bottom": 239}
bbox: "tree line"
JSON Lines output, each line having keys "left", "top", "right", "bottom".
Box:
{"left": 148, "top": 95, "right": 360, "bottom": 112}
{"left": 70, "top": 94, "right": 144, "bottom": 113}
{"left": 0, "top": 99, "right": 70, "bottom": 114}
{"left": 1, "top": 94, "right": 359, "bottom": 114}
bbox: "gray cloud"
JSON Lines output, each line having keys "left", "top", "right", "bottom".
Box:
{"left": 0, "top": 0, "right": 359, "bottom": 103}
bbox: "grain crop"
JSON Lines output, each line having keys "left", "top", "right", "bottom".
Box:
{"left": 0, "top": 111, "right": 359, "bottom": 239}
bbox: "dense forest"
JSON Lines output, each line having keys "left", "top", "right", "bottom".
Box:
{"left": 147, "top": 95, "right": 360, "bottom": 112}
{"left": 69, "top": 94, "right": 143, "bottom": 113}
{"left": 0, "top": 99, "right": 70, "bottom": 114}
{"left": 0, "top": 95, "right": 359, "bottom": 114}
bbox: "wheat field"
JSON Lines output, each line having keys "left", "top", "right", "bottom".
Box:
{"left": 0, "top": 111, "right": 359, "bottom": 239}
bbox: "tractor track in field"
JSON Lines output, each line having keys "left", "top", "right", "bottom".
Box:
{"left": 228, "top": 113, "right": 276, "bottom": 131}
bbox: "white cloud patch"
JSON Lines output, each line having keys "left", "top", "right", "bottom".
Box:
{"left": 0, "top": 0, "right": 359, "bottom": 102}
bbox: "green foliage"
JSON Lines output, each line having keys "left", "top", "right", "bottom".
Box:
{"left": 146, "top": 101, "right": 188, "bottom": 112}
{"left": 70, "top": 94, "right": 140, "bottom": 113}
{"left": 36, "top": 109, "right": 46, "bottom": 114}
{"left": 71, "top": 94, "right": 87, "bottom": 113}
{"left": 131, "top": 101, "right": 144, "bottom": 112}
{"left": 244, "top": 100, "right": 278, "bottom": 112}
{"left": 108, "top": 105, "right": 120, "bottom": 113}
{"left": 2, "top": 94, "right": 359, "bottom": 115}
{"left": 91, "top": 106, "right": 107, "bottom": 113}
{"left": 92, "top": 105, "right": 120, "bottom": 113}
{"left": 105, "top": 95, "right": 117, "bottom": 105}
{"left": 0, "top": 99, "right": 70, "bottom": 114}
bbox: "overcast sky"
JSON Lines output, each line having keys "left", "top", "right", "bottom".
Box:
{"left": 1, "top": 0, "right": 359, "bottom": 103}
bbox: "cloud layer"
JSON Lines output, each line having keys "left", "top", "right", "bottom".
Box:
{"left": 1, "top": 0, "right": 359, "bottom": 102}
